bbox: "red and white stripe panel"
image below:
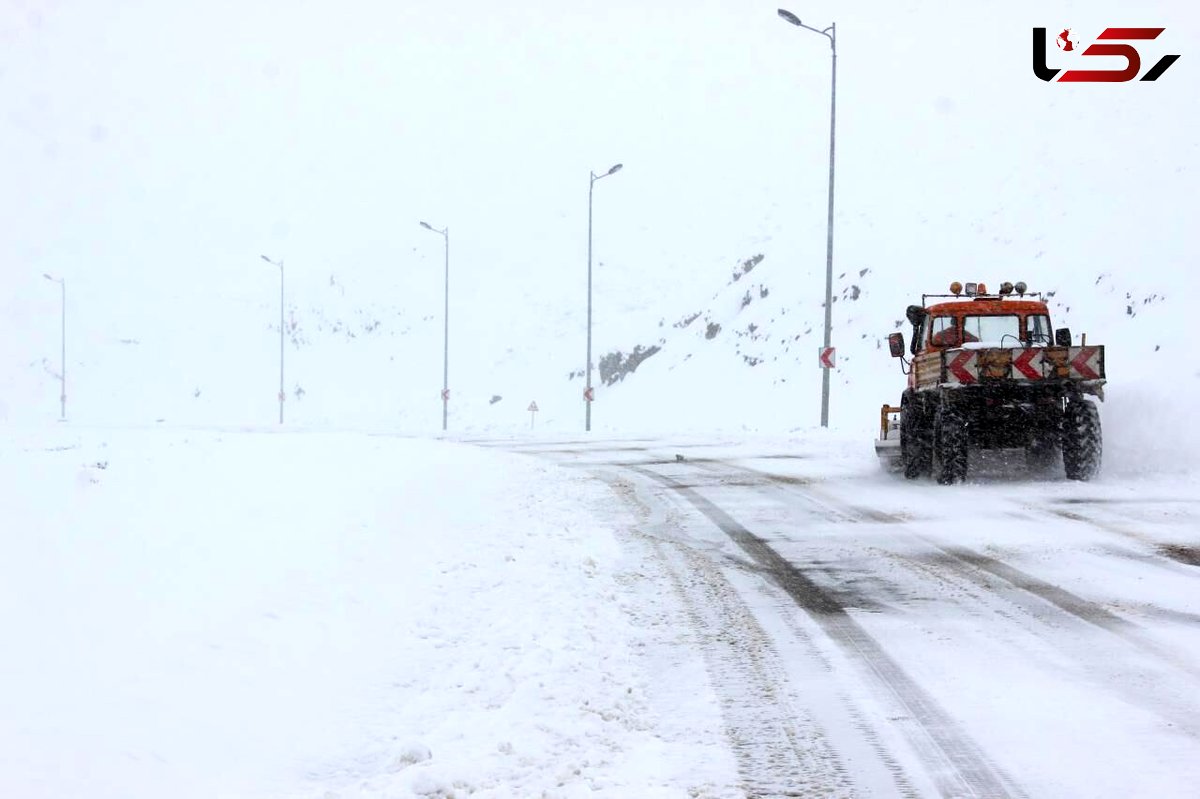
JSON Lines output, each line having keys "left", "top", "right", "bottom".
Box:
{"left": 940, "top": 346, "right": 1105, "bottom": 385}
{"left": 1066, "top": 346, "right": 1104, "bottom": 380}
{"left": 944, "top": 350, "right": 978, "bottom": 384}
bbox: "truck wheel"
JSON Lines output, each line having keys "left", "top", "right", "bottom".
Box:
{"left": 935, "top": 405, "right": 969, "bottom": 485}
{"left": 901, "top": 396, "right": 932, "bottom": 479}
{"left": 1062, "top": 399, "right": 1102, "bottom": 481}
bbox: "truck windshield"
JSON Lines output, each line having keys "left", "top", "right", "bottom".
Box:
{"left": 1027, "top": 314, "right": 1053, "bottom": 345}
{"left": 962, "top": 315, "right": 1020, "bottom": 346}
{"left": 928, "top": 315, "right": 956, "bottom": 347}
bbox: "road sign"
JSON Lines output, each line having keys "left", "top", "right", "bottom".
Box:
{"left": 583, "top": 386, "right": 594, "bottom": 402}
{"left": 527, "top": 401, "right": 539, "bottom": 412}
{"left": 441, "top": 388, "right": 450, "bottom": 401}
{"left": 818, "top": 347, "right": 836, "bottom": 369}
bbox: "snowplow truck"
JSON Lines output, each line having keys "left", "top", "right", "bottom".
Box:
{"left": 875, "top": 281, "right": 1104, "bottom": 484}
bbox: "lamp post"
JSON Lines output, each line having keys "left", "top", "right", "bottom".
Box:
{"left": 778, "top": 8, "right": 837, "bottom": 428}
{"left": 585, "top": 162, "right": 623, "bottom": 432}
{"left": 260, "top": 255, "right": 285, "bottom": 424}
{"left": 42, "top": 273, "right": 66, "bottom": 420}
{"left": 420, "top": 221, "right": 450, "bottom": 431}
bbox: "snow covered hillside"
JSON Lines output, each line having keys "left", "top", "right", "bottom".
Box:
{"left": 3, "top": 4, "right": 1197, "bottom": 455}
{"left": 5, "top": 245, "right": 1198, "bottom": 477}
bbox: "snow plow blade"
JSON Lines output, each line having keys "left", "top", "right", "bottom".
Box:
{"left": 875, "top": 438, "right": 901, "bottom": 470}
{"left": 876, "top": 405, "right": 902, "bottom": 471}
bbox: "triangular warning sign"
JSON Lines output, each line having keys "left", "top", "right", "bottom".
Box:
{"left": 528, "top": 401, "right": 539, "bottom": 412}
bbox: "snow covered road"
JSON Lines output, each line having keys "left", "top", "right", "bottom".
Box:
{"left": 495, "top": 435, "right": 1200, "bottom": 798}
{"left": 4, "top": 426, "right": 1198, "bottom": 798}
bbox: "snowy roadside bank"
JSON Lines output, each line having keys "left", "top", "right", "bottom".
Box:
{"left": 0, "top": 427, "right": 734, "bottom": 799}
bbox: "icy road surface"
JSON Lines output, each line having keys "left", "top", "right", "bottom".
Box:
{"left": 2, "top": 426, "right": 1198, "bottom": 798}
{"left": 486, "top": 434, "right": 1200, "bottom": 798}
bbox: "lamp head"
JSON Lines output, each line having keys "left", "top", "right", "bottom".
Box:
{"left": 777, "top": 8, "right": 802, "bottom": 26}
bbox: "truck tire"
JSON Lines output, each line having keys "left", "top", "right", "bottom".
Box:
{"left": 935, "top": 405, "right": 969, "bottom": 485}
{"left": 901, "top": 395, "right": 932, "bottom": 479}
{"left": 1062, "top": 398, "right": 1102, "bottom": 481}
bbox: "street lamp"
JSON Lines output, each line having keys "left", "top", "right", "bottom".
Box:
{"left": 42, "top": 273, "right": 66, "bottom": 420}
{"left": 585, "top": 162, "right": 623, "bottom": 432}
{"left": 260, "top": 254, "right": 285, "bottom": 424}
{"left": 778, "top": 8, "right": 837, "bottom": 428}
{"left": 420, "top": 221, "right": 450, "bottom": 432}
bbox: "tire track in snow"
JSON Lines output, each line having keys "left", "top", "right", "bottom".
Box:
{"left": 498, "top": 443, "right": 1200, "bottom": 791}
{"left": 602, "top": 473, "right": 859, "bottom": 799}
{"left": 628, "top": 465, "right": 1025, "bottom": 799}
{"left": 764, "top": 592, "right": 927, "bottom": 799}
{"left": 725, "top": 460, "right": 1175, "bottom": 636}
{"left": 715, "top": 461, "right": 1200, "bottom": 736}
{"left": 795, "top": 477, "right": 1200, "bottom": 678}
{"left": 1030, "top": 504, "right": 1200, "bottom": 574}
{"left": 797, "top": 482, "right": 1135, "bottom": 634}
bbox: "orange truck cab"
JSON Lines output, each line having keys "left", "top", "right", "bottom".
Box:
{"left": 920, "top": 299, "right": 1054, "bottom": 352}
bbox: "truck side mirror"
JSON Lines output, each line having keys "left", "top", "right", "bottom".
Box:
{"left": 887, "top": 332, "right": 905, "bottom": 358}
{"left": 905, "top": 305, "right": 927, "bottom": 356}
{"left": 1055, "top": 328, "right": 1072, "bottom": 347}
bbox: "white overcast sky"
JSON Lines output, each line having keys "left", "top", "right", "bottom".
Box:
{"left": 2, "top": 0, "right": 1197, "bottom": 378}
